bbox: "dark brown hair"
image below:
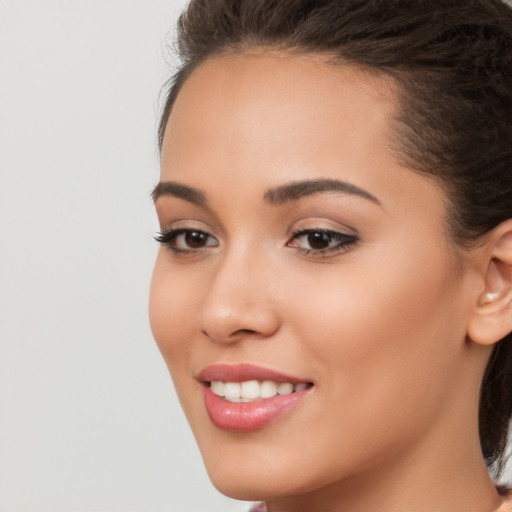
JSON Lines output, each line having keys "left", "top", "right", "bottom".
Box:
{"left": 159, "top": 0, "right": 512, "bottom": 477}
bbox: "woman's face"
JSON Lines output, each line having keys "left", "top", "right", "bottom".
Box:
{"left": 150, "top": 53, "right": 479, "bottom": 501}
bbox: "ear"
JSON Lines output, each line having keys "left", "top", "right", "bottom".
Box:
{"left": 467, "top": 220, "right": 512, "bottom": 346}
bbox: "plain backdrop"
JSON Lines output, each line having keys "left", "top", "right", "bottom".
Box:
{"left": 0, "top": 1, "right": 510, "bottom": 512}
{"left": 0, "top": 1, "right": 248, "bottom": 510}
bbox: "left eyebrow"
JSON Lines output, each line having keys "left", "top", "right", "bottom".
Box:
{"left": 263, "top": 178, "right": 381, "bottom": 206}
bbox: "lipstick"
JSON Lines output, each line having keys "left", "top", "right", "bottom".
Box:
{"left": 198, "top": 364, "right": 312, "bottom": 432}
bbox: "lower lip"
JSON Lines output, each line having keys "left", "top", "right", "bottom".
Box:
{"left": 203, "top": 386, "right": 310, "bottom": 432}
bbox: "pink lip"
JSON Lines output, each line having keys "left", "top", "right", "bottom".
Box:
{"left": 198, "top": 364, "right": 312, "bottom": 433}
{"left": 197, "top": 363, "right": 309, "bottom": 384}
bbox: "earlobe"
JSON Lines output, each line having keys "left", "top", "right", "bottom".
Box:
{"left": 468, "top": 220, "right": 512, "bottom": 346}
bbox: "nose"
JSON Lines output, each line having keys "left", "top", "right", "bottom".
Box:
{"left": 197, "top": 249, "right": 281, "bottom": 344}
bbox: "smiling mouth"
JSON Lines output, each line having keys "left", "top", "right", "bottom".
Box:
{"left": 208, "top": 380, "right": 314, "bottom": 403}
{"left": 198, "top": 365, "right": 314, "bottom": 431}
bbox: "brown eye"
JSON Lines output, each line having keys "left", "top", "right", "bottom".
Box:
{"left": 307, "top": 232, "right": 332, "bottom": 250}
{"left": 185, "top": 231, "right": 208, "bottom": 248}
{"left": 154, "top": 228, "right": 219, "bottom": 253}
{"left": 287, "top": 229, "right": 358, "bottom": 256}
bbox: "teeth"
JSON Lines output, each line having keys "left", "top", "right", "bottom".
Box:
{"left": 240, "top": 380, "right": 260, "bottom": 400}
{"left": 260, "top": 380, "right": 277, "bottom": 398}
{"left": 210, "top": 380, "right": 310, "bottom": 402}
{"left": 277, "top": 382, "right": 294, "bottom": 395}
{"left": 224, "top": 382, "right": 241, "bottom": 400}
{"left": 211, "top": 380, "right": 225, "bottom": 396}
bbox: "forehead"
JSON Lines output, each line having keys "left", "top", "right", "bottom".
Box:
{"left": 162, "top": 51, "right": 397, "bottom": 174}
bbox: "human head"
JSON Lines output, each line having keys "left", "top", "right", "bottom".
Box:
{"left": 157, "top": 0, "right": 512, "bottom": 478}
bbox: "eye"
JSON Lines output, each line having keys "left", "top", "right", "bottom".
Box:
{"left": 287, "top": 229, "right": 358, "bottom": 256}
{"left": 155, "top": 228, "right": 219, "bottom": 254}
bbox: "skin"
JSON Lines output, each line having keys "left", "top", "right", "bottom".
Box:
{"left": 150, "top": 52, "right": 507, "bottom": 512}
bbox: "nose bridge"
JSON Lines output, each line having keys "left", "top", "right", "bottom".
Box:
{"left": 198, "top": 241, "right": 280, "bottom": 343}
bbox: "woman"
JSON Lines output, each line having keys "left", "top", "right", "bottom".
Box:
{"left": 149, "top": 1, "right": 512, "bottom": 510}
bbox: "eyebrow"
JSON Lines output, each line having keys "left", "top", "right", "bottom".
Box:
{"left": 263, "top": 178, "right": 381, "bottom": 206}
{"left": 151, "top": 178, "right": 380, "bottom": 207}
{"left": 151, "top": 181, "right": 207, "bottom": 206}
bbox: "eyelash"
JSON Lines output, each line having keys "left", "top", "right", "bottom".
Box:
{"left": 154, "top": 228, "right": 219, "bottom": 255}
{"left": 287, "top": 228, "right": 358, "bottom": 257}
{"left": 154, "top": 227, "right": 358, "bottom": 257}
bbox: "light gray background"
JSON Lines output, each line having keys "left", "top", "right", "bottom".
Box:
{"left": 0, "top": 1, "right": 248, "bottom": 510}
{"left": 0, "top": 1, "right": 510, "bottom": 512}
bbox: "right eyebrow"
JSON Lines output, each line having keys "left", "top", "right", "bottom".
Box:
{"left": 151, "top": 181, "right": 207, "bottom": 207}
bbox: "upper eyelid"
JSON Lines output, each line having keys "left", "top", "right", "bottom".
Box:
{"left": 158, "top": 219, "right": 359, "bottom": 242}
{"left": 155, "top": 210, "right": 229, "bottom": 239}
{"left": 288, "top": 221, "right": 358, "bottom": 237}
{"left": 154, "top": 200, "right": 224, "bottom": 235}
{"left": 158, "top": 219, "right": 216, "bottom": 234}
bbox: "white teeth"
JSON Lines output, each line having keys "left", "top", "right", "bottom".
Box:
{"left": 211, "top": 380, "right": 225, "bottom": 396}
{"left": 277, "top": 382, "right": 294, "bottom": 395}
{"left": 210, "top": 380, "right": 310, "bottom": 402}
{"left": 224, "top": 382, "right": 241, "bottom": 400}
{"left": 260, "top": 380, "right": 277, "bottom": 398}
{"left": 240, "top": 380, "right": 260, "bottom": 400}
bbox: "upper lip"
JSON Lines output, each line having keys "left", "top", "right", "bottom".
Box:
{"left": 197, "top": 363, "right": 311, "bottom": 384}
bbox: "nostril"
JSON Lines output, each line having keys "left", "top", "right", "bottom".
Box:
{"left": 201, "top": 328, "right": 259, "bottom": 342}
{"left": 233, "top": 328, "right": 258, "bottom": 336}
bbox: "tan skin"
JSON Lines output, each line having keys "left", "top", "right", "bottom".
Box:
{"left": 150, "top": 52, "right": 512, "bottom": 512}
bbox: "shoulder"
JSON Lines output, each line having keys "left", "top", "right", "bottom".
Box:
{"left": 249, "top": 503, "right": 267, "bottom": 512}
{"left": 497, "top": 498, "right": 512, "bottom": 512}
{"left": 496, "top": 485, "right": 512, "bottom": 512}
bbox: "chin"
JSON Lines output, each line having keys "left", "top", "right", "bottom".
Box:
{"left": 199, "top": 441, "right": 347, "bottom": 503}
{"left": 197, "top": 442, "right": 285, "bottom": 500}
{"left": 206, "top": 467, "right": 303, "bottom": 502}
{"left": 209, "top": 476, "right": 271, "bottom": 502}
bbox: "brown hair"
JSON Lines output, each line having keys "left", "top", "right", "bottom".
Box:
{"left": 159, "top": 0, "right": 512, "bottom": 477}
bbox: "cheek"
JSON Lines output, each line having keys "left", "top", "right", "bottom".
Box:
{"left": 149, "top": 253, "right": 198, "bottom": 375}
{"left": 149, "top": 255, "right": 211, "bottom": 433}
{"left": 257, "top": 251, "right": 467, "bottom": 486}
{"left": 284, "top": 244, "right": 466, "bottom": 424}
